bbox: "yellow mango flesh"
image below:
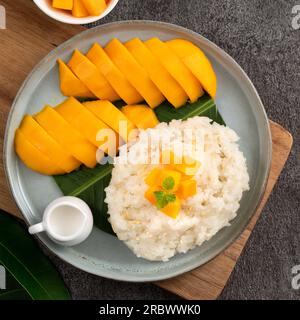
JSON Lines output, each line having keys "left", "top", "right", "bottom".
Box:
{"left": 145, "top": 38, "right": 204, "bottom": 103}
{"left": 68, "top": 49, "right": 119, "bottom": 101}
{"left": 161, "top": 150, "right": 200, "bottom": 176}
{"left": 52, "top": 0, "right": 73, "bottom": 10}
{"left": 171, "top": 155, "right": 201, "bottom": 176}
{"left": 83, "top": 100, "right": 136, "bottom": 142}
{"left": 57, "top": 59, "right": 94, "bottom": 98}
{"left": 125, "top": 38, "right": 188, "bottom": 108}
{"left": 72, "top": 0, "right": 89, "bottom": 17}
{"left": 121, "top": 105, "right": 159, "bottom": 129}
{"left": 15, "top": 129, "right": 64, "bottom": 175}
{"left": 82, "top": 0, "right": 106, "bottom": 16}
{"left": 161, "top": 198, "right": 181, "bottom": 219}
{"left": 56, "top": 97, "right": 118, "bottom": 157}
{"left": 35, "top": 106, "right": 97, "bottom": 168}
{"left": 177, "top": 179, "right": 197, "bottom": 199}
{"left": 144, "top": 186, "right": 158, "bottom": 205}
{"left": 158, "top": 169, "right": 182, "bottom": 192}
{"left": 145, "top": 168, "right": 162, "bottom": 186}
{"left": 19, "top": 115, "right": 80, "bottom": 173}
{"left": 86, "top": 43, "right": 143, "bottom": 105}
{"left": 167, "top": 39, "right": 217, "bottom": 98}
{"left": 105, "top": 39, "right": 165, "bottom": 108}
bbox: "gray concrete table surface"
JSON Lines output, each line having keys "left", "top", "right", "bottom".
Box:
{"left": 47, "top": 0, "right": 300, "bottom": 299}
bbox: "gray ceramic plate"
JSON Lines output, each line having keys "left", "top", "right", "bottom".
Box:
{"left": 4, "top": 21, "right": 272, "bottom": 282}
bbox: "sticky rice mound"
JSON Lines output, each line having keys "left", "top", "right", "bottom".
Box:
{"left": 105, "top": 117, "right": 249, "bottom": 261}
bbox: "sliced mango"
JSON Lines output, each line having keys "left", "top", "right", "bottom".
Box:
{"left": 52, "top": 0, "right": 73, "bottom": 10}
{"left": 56, "top": 97, "right": 118, "bottom": 157}
{"left": 83, "top": 100, "right": 136, "bottom": 142}
{"left": 19, "top": 115, "right": 80, "bottom": 173}
{"left": 158, "top": 169, "right": 182, "bottom": 192}
{"left": 167, "top": 39, "right": 217, "bottom": 98}
{"left": 68, "top": 49, "right": 119, "bottom": 101}
{"left": 125, "top": 38, "right": 188, "bottom": 108}
{"left": 161, "top": 150, "right": 200, "bottom": 176}
{"left": 161, "top": 197, "right": 181, "bottom": 219}
{"left": 144, "top": 186, "right": 158, "bottom": 205}
{"left": 145, "top": 38, "right": 204, "bottom": 103}
{"left": 105, "top": 39, "right": 165, "bottom": 108}
{"left": 15, "top": 129, "right": 64, "bottom": 175}
{"left": 82, "top": 0, "right": 106, "bottom": 16}
{"left": 35, "top": 106, "right": 97, "bottom": 168}
{"left": 172, "top": 156, "right": 200, "bottom": 176}
{"left": 57, "top": 59, "right": 94, "bottom": 98}
{"left": 86, "top": 43, "right": 143, "bottom": 105}
{"left": 145, "top": 168, "right": 162, "bottom": 186}
{"left": 177, "top": 179, "right": 197, "bottom": 199}
{"left": 72, "top": 0, "right": 89, "bottom": 17}
{"left": 121, "top": 105, "right": 159, "bottom": 129}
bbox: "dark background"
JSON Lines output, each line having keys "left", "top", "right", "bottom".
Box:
{"left": 48, "top": 0, "right": 300, "bottom": 299}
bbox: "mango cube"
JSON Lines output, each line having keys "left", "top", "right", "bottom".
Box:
{"left": 177, "top": 179, "right": 197, "bottom": 199}
{"left": 52, "top": 0, "right": 73, "bottom": 10}
{"left": 158, "top": 169, "right": 182, "bottom": 192}
{"left": 161, "top": 150, "right": 200, "bottom": 176}
{"left": 144, "top": 186, "right": 158, "bottom": 205}
{"left": 145, "top": 168, "right": 161, "bottom": 186}
{"left": 161, "top": 198, "right": 181, "bottom": 219}
{"left": 72, "top": 0, "right": 89, "bottom": 17}
{"left": 82, "top": 0, "right": 107, "bottom": 16}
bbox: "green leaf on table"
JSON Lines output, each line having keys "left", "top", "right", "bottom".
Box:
{"left": 53, "top": 94, "right": 225, "bottom": 235}
{"left": 0, "top": 288, "right": 31, "bottom": 300}
{"left": 0, "top": 211, "right": 71, "bottom": 300}
{"left": 0, "top": 269, "right": 31, "bottom": 300}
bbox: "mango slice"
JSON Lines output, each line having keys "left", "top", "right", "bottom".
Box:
{"left": 72, "top": 0, "right": 89, "bottom": 17}
{"left": 35, "top": 106, "right": 97, "bottom": 168}
{"left": 83, "top": 100, "right": 136, "bottom": 142}
{"left": 177, "top": 179, "right": 197, "bottom": 199}
{"left": 52, "top": 0, "right": 73, "bottom": 10}
{"left": 56, "top": 97, "right": 118, "bottom": 157}
{"left": 125, "top": 38, "right": 188, "bottom": 108}
{"left": 145, "top": 168, "right": 162, "bottom": 186}
{"left": 161, "top": 150, "right": 200, "bottom": 176}
{"left": 167, "top": 39, "right": 217, "bottom": 98}
{"left": 82, "top": 0, "right": 106, "bottom": 16}
{"left": 161, "top": 198, "right": 181, "bottom": 219}
{"left": 19, "top": 115, "right": 80, "bottom": 173}
{"left": 144, "top": 186, "right": 158, "bottom": 205}
{"left": 86, "top": 43, "right": 143, "bottom": 105}
{"left": 15, "top": 129, "right": 64, "bottom": 175}
{"left": 158, "top": 169, "right": 182, "bottom": 192}
{"left": 68, "top": 49, "right": 119, "bottom": 101}
{"left": 105, "top": 39, "right": 165, "bottom": 108}
{"left": 145, "top": 38, "right": 204, "bottom": 103}
{"left": 121, "top": 105, "right": 159, "bottom": 129}
{"left": 57, "top": 59, "right": 94, "bottom": 98}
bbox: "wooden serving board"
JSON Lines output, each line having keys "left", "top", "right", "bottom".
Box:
{"left": 0, "top": 0, "right": 293, "bottom": 300}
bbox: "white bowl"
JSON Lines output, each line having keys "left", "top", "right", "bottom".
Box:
{"left": 33, "top": 0, "right": 119, "bottom": 25}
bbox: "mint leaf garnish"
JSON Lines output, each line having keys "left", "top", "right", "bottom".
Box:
{"left": 162, "top": 176, "right": 175, "bottom": 191}
{"left": 165, "top": 194, "right": 176, "bottom": 203}
{"left": 153, "top": 190, "right": 176, "bottom": 209}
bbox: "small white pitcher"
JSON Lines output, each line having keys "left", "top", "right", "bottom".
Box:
{"left": 29, "top": 196, "right": 93, "bottom": 246}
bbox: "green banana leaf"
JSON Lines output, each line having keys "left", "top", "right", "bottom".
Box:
{"left": 54, "top": 166, "right": 114, "bottom": 235}
{"left": 53, "top": 95, "right": 225, "bottom": 235}
{"left": 0, "top": 268, "right": 31, "bottom": 300}
{"left": 0, "top": 211, "right": 71, "bottom": 300}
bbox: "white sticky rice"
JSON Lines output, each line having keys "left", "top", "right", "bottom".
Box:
{"left": 105, "top": 117, "right": 249, "bottom": 261}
